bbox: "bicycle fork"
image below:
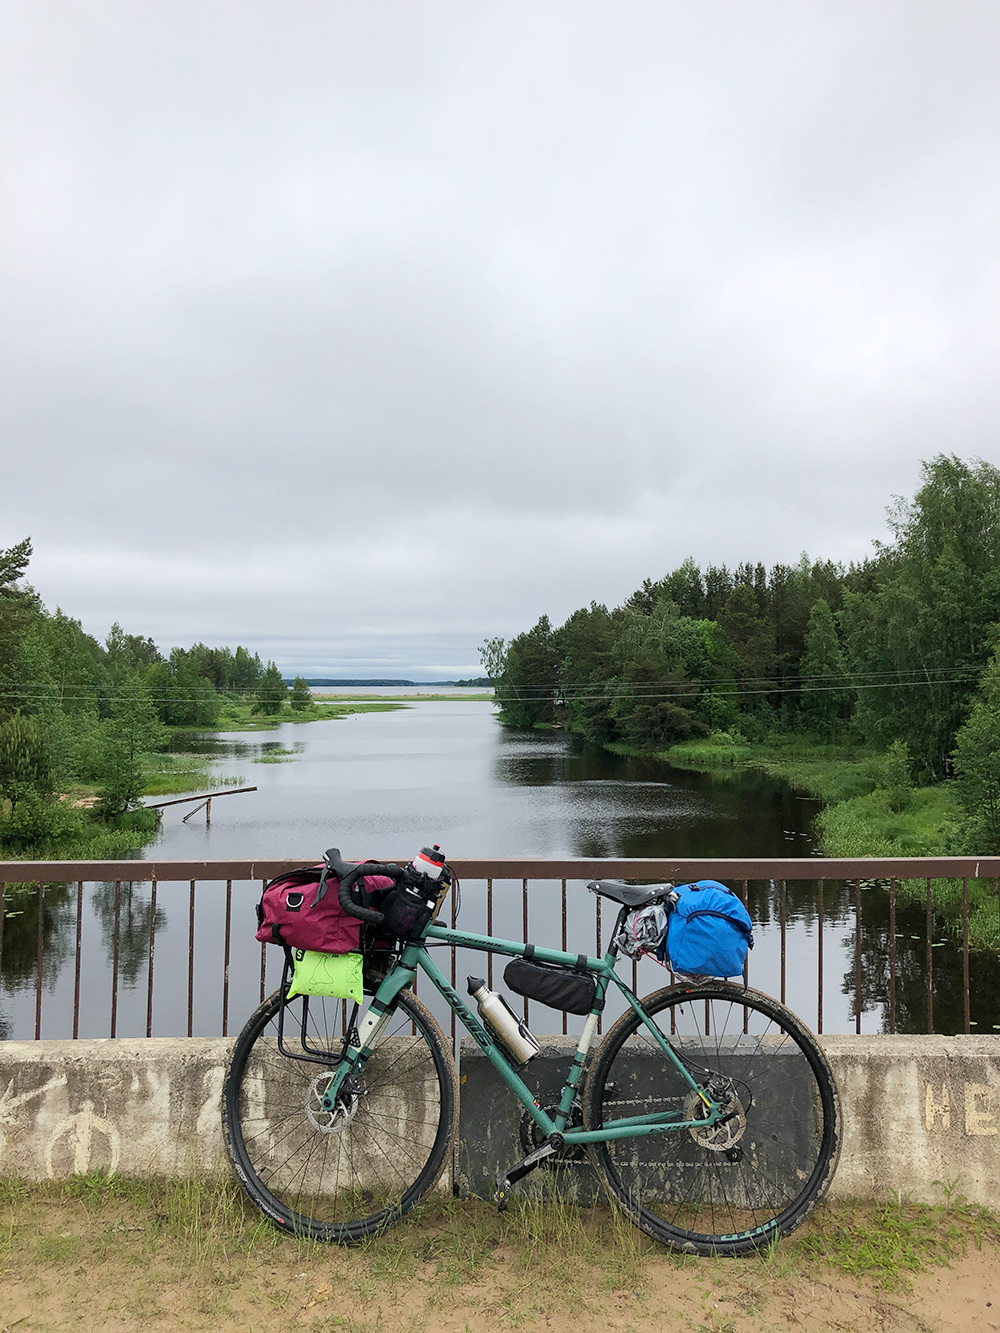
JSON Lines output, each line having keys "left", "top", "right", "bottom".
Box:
{"left": 317, "top": 964, "right": 416, "bottom": 1113}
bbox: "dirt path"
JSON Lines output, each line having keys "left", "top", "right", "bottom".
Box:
{"left": 1, "top": 1184, "right": 997, "bottom": 1333}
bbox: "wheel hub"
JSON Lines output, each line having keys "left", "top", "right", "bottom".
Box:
{"left": 684, "top": 1089, "right": 747, "bottom": 1151}
{"left": 307, "top": 1071, "right": 360, "bottom": 1133}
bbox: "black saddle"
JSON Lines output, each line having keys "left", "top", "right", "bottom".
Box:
{"left": 587, "top": 879, "right": 674, "bottom": 909}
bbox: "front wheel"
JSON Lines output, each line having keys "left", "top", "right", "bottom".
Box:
{"left": 583, "top": 981, "right": 840, "bottom": 1255}
{"left": 222, "top": 985, "right": 457, "bottom": 1242}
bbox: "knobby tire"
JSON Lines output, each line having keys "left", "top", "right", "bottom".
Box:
{"left": 222, "top": 985, "right": 457, "bottom": 1242}
{"left": 583, "top": 980, "right": 841, "bottom": 1256}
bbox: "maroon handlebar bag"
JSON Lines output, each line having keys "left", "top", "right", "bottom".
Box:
{"left": 255, "top": 863, "right": 395, "bottom": 954}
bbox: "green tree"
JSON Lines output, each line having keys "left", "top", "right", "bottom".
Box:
{"left": 609, "top": 655, "right": 707, "bottom": 749}
{"left": 290, "top": 675, "right": 312, "bottom": 711}
{"left": 767, "top": 555, "right": 847, "bottom": 726}
{"left": 231, "top": 646, "right": 264, "bottom": 693}
{"left": 0, "top": 629, "right": 59, "bottom": 717}
{"left": 625, "top": 558, "right": 705, "bottom": 619}
{"left": 482, "top": 617, "right": 559, "bottom": 728}
{"left": 146, "top": 652, "right": 220, "bottom": 727}
{"left": 952, "top": 649, "right": 1000, "bottom": 851}
{"left": 42, "top": 610, "right": 107, "bottom": 715}
{"left": 0, "top": 536, "right": 32, "bottom": 600}
{"left": 719, "top": 584, "right": 776, "bottom": 687}
{"left": 718, "top": 583, "right": 777, "bottom": 734}
{"left": 95, "top": 675, "right": 165, "bottom": 818}
{"left": 798, "top": 598, "right": 851, "bottom": 739}
{"left": 843, "top": 455, "right": 1000, "bottom": 778}
{"left": 0, "top": 711, "right": 54, "bottom": 812}
{"left": 695, "top": 621, "right": 742, "bottom": 731}
{"left": 555, "top": 603, "right": 618, "bottom": 743}
{"left": 703, "top": 564, "right": 734, "bottom": 620}
{"left": 0, "top": 537, "right": 45, "bottom": 721}
{"left": 255, "top": 661, "right": 288, "bottom": 716}
{"left": 0, "top": 707, "right": 75, "bottom": 852}
{"left": 105, "top": 621, "right": 161, "bottom": 676}
{"left": 878, "top": 739, "right": 914, "bottom": 813}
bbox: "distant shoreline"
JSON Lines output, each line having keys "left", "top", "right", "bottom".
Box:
{"left": 312, "top": 691, "right": 493, "bottom": 702}
{"left": 293, "top": 677, "right": 492, "bottom": 688}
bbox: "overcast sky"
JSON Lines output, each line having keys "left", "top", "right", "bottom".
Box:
{"left": 2, "top": 2, "right": 999, "bottom": 678}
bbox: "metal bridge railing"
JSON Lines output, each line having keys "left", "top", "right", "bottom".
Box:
{"left": 1, "top": 857, "right": 998, "bottom": 1043}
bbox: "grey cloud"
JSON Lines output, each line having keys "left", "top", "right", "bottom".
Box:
{"left": 3, "top": 2, "right": 1000, "bottom": 673}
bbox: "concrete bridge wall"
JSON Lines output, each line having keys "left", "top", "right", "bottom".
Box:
{"left": 0, "top": 1035, "right": 997, "bottom": 1207}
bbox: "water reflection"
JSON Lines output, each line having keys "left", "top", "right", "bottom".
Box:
{"left": 0, "top": 883, "right": 73, "bottom": 987}
{"left": 2, "top": 704, "right": 997, "bottom": 1039}
{"left": 91, "top": 882, "right": 167, "bottom": 987}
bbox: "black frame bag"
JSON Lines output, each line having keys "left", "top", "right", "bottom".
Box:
{"left": 503, "top": 946, "right": 597, "bottom": 1015}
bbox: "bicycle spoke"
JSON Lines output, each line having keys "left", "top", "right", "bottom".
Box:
{"left": 586, "top": 981, "right": 840, "bottom": 1255}
{"left": 223, "top": 987, "right": 454, "bottom": 1239}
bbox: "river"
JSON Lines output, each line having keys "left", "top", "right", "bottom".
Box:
{"left": 3, "top": 701, "right": 998, "bottom": 1040}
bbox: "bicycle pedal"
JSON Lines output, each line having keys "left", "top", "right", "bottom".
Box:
{"left": 495, "top": 1178, "right": 511, "bottom": 1213}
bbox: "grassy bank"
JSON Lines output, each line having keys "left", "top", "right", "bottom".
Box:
{"left": 209, "top": 697, "right": 406, "bottom": 731}
{"left": 0, "top": 806, "right": 164, "bottom": 862}
{"left": 0, "top": 701, "right": 405, "bottom": 862}
{"left": 659, "top": 733, "right": 958, "bottom": 855}
{"left": 0, "top": 1176, "right": 996, "bottom": 1332}
{"left": 655, "top": 734, "right": 1000, "bottom": 951}
{"left": 658, "top": 734, "right": 887, "bottom": 803}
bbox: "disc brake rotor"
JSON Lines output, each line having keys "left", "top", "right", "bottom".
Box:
{"left": 684, "top": 1090, "right": 747, "bottom": 1151}
{"left": 307, "top": 1071, "right": 360, "bottom": 1134}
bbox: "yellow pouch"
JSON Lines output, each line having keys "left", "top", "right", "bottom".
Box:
{"left": 286, "top": 949, "right": 364, "bottom": 1002}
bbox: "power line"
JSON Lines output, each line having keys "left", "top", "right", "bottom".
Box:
{"left": 492, "top": 676, "right": 983, "bottom": 704}
{"left": 489, "top": 665, "right": 979, "bottom": 691}
{"left": 0, "top": 662, "right": 981, "bottom": 702}
{"left": 0, "top": 676, "right": 982, "bottom": 706}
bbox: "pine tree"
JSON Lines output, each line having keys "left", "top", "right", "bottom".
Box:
{"left": 0, "top": 537, "right": 32, "bottom": 598}
{"left": 484, "top": 617, "right": 558, "bottom": 727}
{"left": 798, "top": 599, "right": 850, "bottom": 739}
{"left": 290, "top": 676, "right": 312, "bottom": 711}
{"left": 0, "top": 711, "right": 53, "bottom": 811}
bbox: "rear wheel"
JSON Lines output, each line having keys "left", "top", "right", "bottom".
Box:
{"left": 222, "top": 985, "right": 456, "bottom": 1242}
{"left": 584, "top": 981, "right": 840, "bottom": 1255}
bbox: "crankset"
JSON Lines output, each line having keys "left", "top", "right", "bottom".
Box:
{"left": 518, "top": 1102, "right": 586, "bottom": 1164}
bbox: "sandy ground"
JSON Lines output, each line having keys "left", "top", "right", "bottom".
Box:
{"left": 1, "top": 1193, "right": 997, "bottom": 1333}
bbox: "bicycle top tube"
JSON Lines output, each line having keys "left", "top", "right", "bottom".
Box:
{"left": 423, "top": 920, "right": 616, "bottom": 974}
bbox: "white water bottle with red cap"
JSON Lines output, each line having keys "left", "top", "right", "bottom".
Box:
{"left": 410, "top": 845, "right": 446, "bottom": 880}
{"left": 394, "top": 844, "right": 447, "bottom": 924}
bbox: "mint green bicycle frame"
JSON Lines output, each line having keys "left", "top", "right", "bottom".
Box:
{"left": 321, "top": 918, "right": 724, "bottom": 1143}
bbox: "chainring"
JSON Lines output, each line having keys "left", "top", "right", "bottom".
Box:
{"left": 518, "top": 1103, "right": 586, "bottom": 1164}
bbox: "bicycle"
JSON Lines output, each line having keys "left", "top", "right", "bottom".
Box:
{"left": 222, "top": 850, "right": 841, "bottom": 1256}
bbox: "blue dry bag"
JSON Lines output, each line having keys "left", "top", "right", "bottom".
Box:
{"left": 660, "top": 880, "right": 754, "bottom": 978}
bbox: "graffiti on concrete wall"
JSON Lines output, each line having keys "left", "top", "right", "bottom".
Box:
{"left": 44, "top": 1099, "right": 121, "bottom": 1178}
{"left": 925, "top": 1082, "right": 998, "bottom": 1135}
